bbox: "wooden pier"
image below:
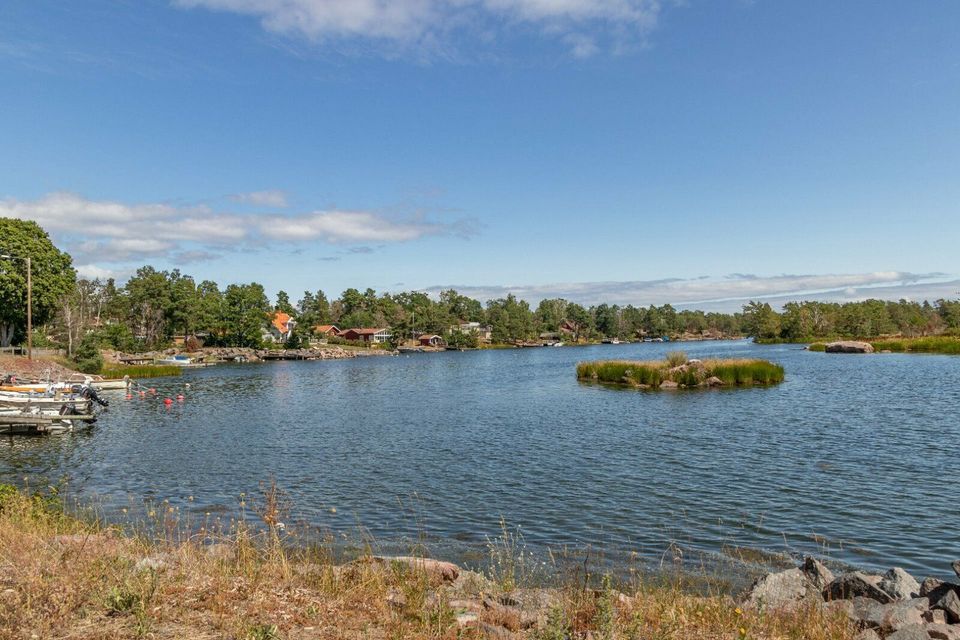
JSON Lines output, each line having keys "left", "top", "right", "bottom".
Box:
{"left": 0, "top": 413, "right": 95, "bottom": 435}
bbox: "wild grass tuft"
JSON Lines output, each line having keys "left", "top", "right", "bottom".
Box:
{"left": 665, "top": 351, "right": 688, "bottom": 367}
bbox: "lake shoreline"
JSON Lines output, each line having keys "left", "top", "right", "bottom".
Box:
{"left": 0, "top": 484, "right": 869, "bottom": 639}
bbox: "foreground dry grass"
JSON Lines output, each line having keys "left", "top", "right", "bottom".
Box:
{"left": 0, "top": 487, "right": 857, "bottom": 640}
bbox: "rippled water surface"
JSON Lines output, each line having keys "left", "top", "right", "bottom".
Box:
{"left": 2, "top": 341, "right": 958, "bottom": 579}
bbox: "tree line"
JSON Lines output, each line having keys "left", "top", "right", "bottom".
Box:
{"left": 741, "top": 299, "right": 960, "bottom": 342}
{"left": 2, "top": 218, "right": 958, "bottom": 359}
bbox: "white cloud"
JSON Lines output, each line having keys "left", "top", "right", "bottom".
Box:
{"left": 75, "top": 264, "right": 126, "bottom": 281}
{"left": 230, "top": 190, "right": 289, "bottom": 207}
{"left": 423, "top": 272, "right": 956, "bottom": 310}
{"left": 259, "top": 210, "right": 471, "bottom": 243}
{"left": 0, "top": 191, "right": 472, "bottom": 265}
{"left": 173, "top": 0, "right": 663, "bottom": 57}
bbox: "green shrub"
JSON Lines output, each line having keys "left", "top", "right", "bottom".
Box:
{"left": 73, "top": 333, "right": 103, "bottom": 374}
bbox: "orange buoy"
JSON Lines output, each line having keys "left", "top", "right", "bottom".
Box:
{"left": 176, "top": 394, "right": 184, "bottom": 401}
{"left": 163, "top": 398, "right": 173, "bottom": 405}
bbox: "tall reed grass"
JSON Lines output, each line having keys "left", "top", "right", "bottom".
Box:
{"left": 100, "top": 365, "right": 183, "bottom": 379}
{"left": 869, "top": 336, "right": 960, "bottom": 354}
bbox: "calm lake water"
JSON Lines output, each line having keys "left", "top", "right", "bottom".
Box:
{"left": 2, "top": 341, "right": 958, "bottom": 580}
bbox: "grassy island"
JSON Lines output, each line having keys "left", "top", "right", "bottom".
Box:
{"left": 577, "top": 352, "right": 785, "bottom": 389}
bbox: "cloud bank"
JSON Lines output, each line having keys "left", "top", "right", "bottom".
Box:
{"left": 423, "top": 272, "right": 958, "bottom": 311}
{"left": 0, "top": 191, "right": 472, "bottom": 267}
{"left": 173, "top": 0, "right": 664, "bottom": 57}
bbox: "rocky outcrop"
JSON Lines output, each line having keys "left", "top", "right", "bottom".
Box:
{"left": 743, "top": 567, "right": 823, "bottom": 611}
{"left": 825, "top": 341, "right": 876, "bottom": 353}
{"left": 742, "top": 558, "right": 960, "bottom": 639}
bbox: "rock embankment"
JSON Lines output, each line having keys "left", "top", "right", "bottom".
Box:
{"left": 104, "top": 345, "right": 394, "bottom": 364}
{"left": 743, "top": 557, "right": 960, "bottom": 639}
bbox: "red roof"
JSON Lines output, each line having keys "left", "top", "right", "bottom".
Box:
{"left": 271, "top": 311, "right": 292, "bottom": 334}
{"left": 315, "top": 324, "right": 339, "bottom": 334}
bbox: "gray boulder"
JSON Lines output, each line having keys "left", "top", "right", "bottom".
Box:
{"left": 885, "top": 624, "right": 931, "bottom": 640}
{"left": 926, "top": 623, "right": 960, "bottom": 640}
{"left": 802, "top": 557, "right": 835, "bottom": 591}
{"left": 743, "top": 568, "right": 822, "bottom": 611}
{"left": 865, "top": 598, "right": 929, "bottom": 632}
{"left": 932, "top": 588, "right": 960, "bottom": 623}
{"left": 921, "top": 577, "right": 946, "bottom": 597}
{"left": 953, "top": 560, "right": 960, "bottom": 580}
{"left": 826, "top": 572, "right": 893, "bottom": 603}
{"left": 879, "top": 567, "right": 921, "bottom": 601}
{"left": 853, "top": 631, "right": 881, "bottom": 640}
{"left": 825, "top": 340, "right": 875, "bottom": 353}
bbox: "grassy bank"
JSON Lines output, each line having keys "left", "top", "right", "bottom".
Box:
{"left": 100, "top": 364, "right": 183, "bottom": 379}
{"left": 0, "top": 484, "right": 855, "bottom": 639}
{"left": 807, "top": 336, "right": 960, "bottom": 355}
{"left": 577, "top": 353, "right": 785, "bottom": 389}
{"left": 868, "top": 335, "right": 960, "bottom": 354}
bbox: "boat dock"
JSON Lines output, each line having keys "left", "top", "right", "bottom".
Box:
{"left": 0, "top": 413, "right": 96, "bottom": 435}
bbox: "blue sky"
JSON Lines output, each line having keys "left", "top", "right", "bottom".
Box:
{"left": 1, "top": 0, "right": 958, "bottom": 310}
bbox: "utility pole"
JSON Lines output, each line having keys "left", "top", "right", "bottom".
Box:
{"left": 26, "top": 256, "right": 32, "bottom": 360}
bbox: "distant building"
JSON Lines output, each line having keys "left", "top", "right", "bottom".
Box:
{"left": 454, "top": 321, "right": 493, "bottom": 342}
{"left": 314, "top": 324, "right": 340, "bottom": 337}
{"left": 340, "top": 328, "right": 392, "bottom": 344}
{"left": 265, "top": 311, "right": 296, "bottom": 342}
{"left": 418, "top": 334, "right": 445, "bottom": 347}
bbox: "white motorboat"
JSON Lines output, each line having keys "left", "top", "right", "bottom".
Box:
{"left": 0, "top": 391, "right": 93, "bottom": 411}
{"left": 64, "top": 374, "right": 131, "bottom": 391}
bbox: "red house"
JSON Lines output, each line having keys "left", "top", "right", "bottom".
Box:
{"left": 340, "top": 328, "right": 392, "bottom": 344}
{"left": 314, "top": 324, "right": 340, "bottom": 337}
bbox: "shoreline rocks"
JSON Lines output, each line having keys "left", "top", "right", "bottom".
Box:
{"left": 743, "top": 558, "right": 960, "bottom": 639}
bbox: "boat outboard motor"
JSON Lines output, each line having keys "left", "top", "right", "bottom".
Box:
{"left": 60, "top": 402, "right": 96, "bottom": 423}
{"left": 75, "top": 385, "right": 109, "bottom": 407}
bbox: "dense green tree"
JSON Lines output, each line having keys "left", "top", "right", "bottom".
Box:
{"left": 741, "top": 301, "right": 781, "bottom": 340}
{"left": 223, "top": 283, "right": 270, "bottom": 348}
{"left": 534, "top": 298, "right": 567, "bottom": 332}
{"left": 275, "top": 290, "right": 296, "bottom": 316}
{"left": 439, "top": 289, "right": 483, "bottom": 322}
{"left": 0, "top": 218, "right": 76, "bottom": 346}
{"left": 564, "top": 302, "right": 593, "bottom": 341}
{"left": 487, "top": 294, "right": 535, "bottom": 343}
{"left": 73, "top": 332, "right": 104, "bottom": 374}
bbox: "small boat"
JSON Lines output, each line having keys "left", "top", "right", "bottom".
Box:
{"left": 64, "top": 374, "right": 131, "bottom": 390}
{"left": 0, "top": 392, "right": 93, "bottom": 412}
{"left": 156, "top": 355, "right": 193, "bottom": 366}
{"left": 552, "top": 342, "right": 564, "bottom": 347}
